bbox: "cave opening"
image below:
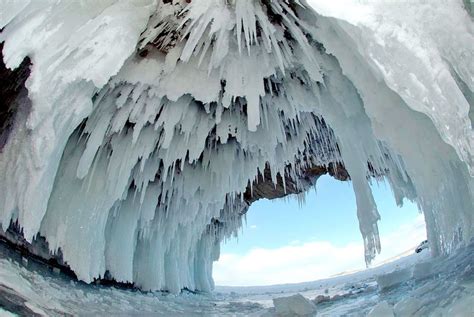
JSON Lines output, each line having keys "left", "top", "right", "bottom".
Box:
{"left": 213, "top": 175, "right": 427, "bottom": 287}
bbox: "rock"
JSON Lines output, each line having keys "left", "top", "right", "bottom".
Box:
{"left": 368, "top": 301, "right": 394, "bottom": 317}
{"left": 273, "top": 293, "right": 317, "bottom": 316}
{"left": 313, "top": 294, "right": 330, "bottom": 304}
{"left": 0, "top": 43, "right": 31, "bottom": 151}
{"left": 330, "top": 294, "right": 343, "bottom": 301}
{"left": 243, "top": 163, "right": 349, "bottom": 205}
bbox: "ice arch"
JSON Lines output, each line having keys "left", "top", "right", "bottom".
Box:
{"left": 0, "top": 0, "right": 472, "bottom": 293}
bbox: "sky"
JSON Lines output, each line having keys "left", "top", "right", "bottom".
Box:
{"left": 213, "top": 175, "right": 427, "bottom": 286}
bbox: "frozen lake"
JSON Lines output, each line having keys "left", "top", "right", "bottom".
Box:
{"left": 1, "top": 240, "right": 473, "bottom": 316}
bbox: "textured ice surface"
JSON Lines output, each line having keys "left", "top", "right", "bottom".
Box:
{"left": 375, "top": 267, "right": 412, "bottom": 291}
{"left": 393, "top": 297, "right": 422, "bottom": 316}
{"left": 0, "top": 242, "right": 473, "bottom": 316}
{"left": 367, "top": 301, "right": 394, "bottom": 317}
{"left": 272, "top": 293, "right": 317, "bottom": 316}
{"left": 0, "top": 0, "right": 473, "bottom": 292}
{"left": 412, "top": 261, "right": 434, "bottom": 280}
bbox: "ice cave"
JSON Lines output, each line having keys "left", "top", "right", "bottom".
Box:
{"left": 0, "top": 0, "right": 473, "bottom": 315}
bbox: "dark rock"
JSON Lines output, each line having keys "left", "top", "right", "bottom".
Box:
{"left": 0, "top": 42, "right": 31, "bottom": 151}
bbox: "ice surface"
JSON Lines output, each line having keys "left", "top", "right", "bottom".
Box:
{"left": 367, "top": 301, "right": 394, "bottom": 317}
{"left": 375, "top": 267, "right": 412, "bottom": 291}
{"left": 272, "top": 293, "right": 317, "bottom": 316}
{"left": 412, "top": 261, "right": 434, "bottom": 280}
{"left": 0, "top": 0, "right": 472, "bottom": 293}
{"left": 393, "top": 297, "right": 422, "bottom": 316}
{"left": 447, "top": 295, "right": 474, "bottom": 316}
{"left": 1, "top": 241, "right": 473, "bottom": 316}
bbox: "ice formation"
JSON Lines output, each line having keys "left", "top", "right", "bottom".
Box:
{"left": 273, "top": 293, "right": 317, "bottom": 316}
{"left": 0, "top": 0, "right": 472, "bottom": 293}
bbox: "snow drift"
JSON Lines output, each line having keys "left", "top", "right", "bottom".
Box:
{"left": 0, "top": 0, "right": 472, "bottom": 293}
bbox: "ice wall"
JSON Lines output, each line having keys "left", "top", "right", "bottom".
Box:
{"left": 0, "top": 0, "right": 472, "bottom": 292}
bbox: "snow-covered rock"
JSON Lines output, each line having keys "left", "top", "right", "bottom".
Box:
{"left": 272, "top": 294, "right": 317, "bottom": 316}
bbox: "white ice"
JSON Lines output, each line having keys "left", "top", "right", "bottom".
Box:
{"left": 0, "top": 0, "right": 472, "bottom": 293}
{"left": 0, "top": 241, "right": 473, "bottom": 316}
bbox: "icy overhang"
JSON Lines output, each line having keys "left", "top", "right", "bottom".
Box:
{"left": 0, "top": 0, "right": 472, "bottom": 293}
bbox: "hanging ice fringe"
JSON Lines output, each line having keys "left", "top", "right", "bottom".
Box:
{"left": 0, "top": 0, "right": 472, "bottom": 293}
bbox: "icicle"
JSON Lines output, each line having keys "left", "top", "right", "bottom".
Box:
{"left": 0, "top": 0, "right": 472, "bottom": 294}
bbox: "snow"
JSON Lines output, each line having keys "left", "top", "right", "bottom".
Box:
{"left": 0, "top": 308, "right": 17, "bottom": 317}
{"left": 0, "top": 0, "right": 472, "bottom": 294}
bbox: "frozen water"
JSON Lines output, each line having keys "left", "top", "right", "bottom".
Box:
{"left": 375, "top": 267, "right": 412, "bottom": 291}
{"left": 0, "top": 240, "right": 473, "bottom": 316}
{"left": 367, "top": 301, "right": 394, "bottom": 317}
{"left": 412, "top": 261, "right": 434, "bottom": 280}
{"left": 0, "top": 0, "right": 472, "bottom": 293}
{"left": 393, "top": 297, "right": 422, "bottom": 316}
{"left": 272, "top": 293, "right": 317, "bottom": 316}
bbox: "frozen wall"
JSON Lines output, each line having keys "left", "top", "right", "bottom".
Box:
{"left": 0, "top": 0, "right": 472, "bottom": 293}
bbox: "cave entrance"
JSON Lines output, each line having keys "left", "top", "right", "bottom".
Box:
{"left": 213, "top": 175, "right": 426, "bottom": 286}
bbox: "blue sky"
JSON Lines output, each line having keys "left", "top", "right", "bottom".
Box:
{"left": 213, "top": 175, "right": 426, "bottom": 286}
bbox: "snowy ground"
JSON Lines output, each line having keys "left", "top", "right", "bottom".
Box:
{"left": 0, "top": 241, "right": 473, "bottom": 316}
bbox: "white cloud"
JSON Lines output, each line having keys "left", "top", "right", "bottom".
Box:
{"left": 213, "top": 215, "right": 426, "bottom": 286}
{"left": 249, "top": 224, "right": 257, "bottom": 229}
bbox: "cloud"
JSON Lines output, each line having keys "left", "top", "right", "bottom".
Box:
{"left": 249, "top": 225, "right": 257, "bottom": 229}
{"left": 213, "top": 215, "right": 426, "bottom": 286}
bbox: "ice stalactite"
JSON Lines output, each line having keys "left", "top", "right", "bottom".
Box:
{"left": 0, "top": 0, "right": 156, "bottom": 241}
{"left": 0, "top": 0, "right": 472, "bottom": 292}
